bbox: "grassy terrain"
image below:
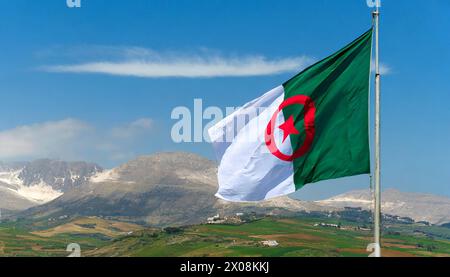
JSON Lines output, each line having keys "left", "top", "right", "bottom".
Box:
{"left": 1, "top": 216, "right": 449, "bottom": 257}
{"left": 0, "top": 217, "right": 142, "bottom": 257}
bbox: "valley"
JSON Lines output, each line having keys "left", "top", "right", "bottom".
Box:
{"left": 1, "top": 152, "right": 450, "bottom": 257}
{"left": 1, "top": 215, "right": 450, "bottom": 257}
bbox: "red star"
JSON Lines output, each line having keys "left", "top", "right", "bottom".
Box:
{"left": 278, "top": 115, "right": 300, "bottom": 143}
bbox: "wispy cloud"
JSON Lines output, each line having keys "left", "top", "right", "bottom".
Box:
{"left": 371, "top": 60, "right": 392, "bottom": 75}
{"left": 0, "top": 118, "right": 155, "bottom": 164}
{"left": 110, "top": 118, "right": 154, "bottom": 139}
{"left": 40, "top": 47, "right": 314, "bottom": 78}
{"left": 379, "top": 63, "right": 392, "bottom": 75}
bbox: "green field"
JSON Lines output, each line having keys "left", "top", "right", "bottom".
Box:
{"left": 1, "top": 216, "right": 450, "bottom": 257}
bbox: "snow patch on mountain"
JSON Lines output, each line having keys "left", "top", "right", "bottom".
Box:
{"left": 0, "top": 170, "right": 23, "bottom": 187}
{"left": 16, "top": 181, "right": 63, "bottom": 204}
{"left": 0, "top": 160, "right": 102, "bottom": 209}
{"left": 319, "top": 197, "right": 373, "bottom": 205}
{"left": 90, "top": 169, "right": 119, "bottom": 183}
{"left": 0, "top": 170, "right": 62, "bottom": 204}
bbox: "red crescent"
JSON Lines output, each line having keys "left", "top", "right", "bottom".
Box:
{"left": 265, "top": 95, "right": 316, "bottom": 162}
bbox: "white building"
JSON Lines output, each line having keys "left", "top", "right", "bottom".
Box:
{"left": 207, "top": 214, "right": 222, "bottom": 224}
{"left": 261, "top": 240, "right": 279, "bottom": 247}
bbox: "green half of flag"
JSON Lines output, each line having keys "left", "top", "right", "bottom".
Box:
{"left": 282, "top": 28, "right": 373, "bottom": 190}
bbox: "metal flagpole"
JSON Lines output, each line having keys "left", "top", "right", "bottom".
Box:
{"left": 367, "top": 3, "right": 381, "bottom": 258}
{"left": 373, "top": 4, "right": 382, "bottom": 258}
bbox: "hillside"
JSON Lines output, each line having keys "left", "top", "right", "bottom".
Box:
{"left": 1, "top": 215, "right": 450, "bottom": 257}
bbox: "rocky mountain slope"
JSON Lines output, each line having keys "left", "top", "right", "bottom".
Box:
{"left": 18, "top": 153, "right": 326, "bottom": 226}
{"left": 6, "top": 152, "right": 449, "bottom": 227}
{"left": 0, "top": 160, "right": 101, "bottom": 210}
{"left": 316, "top": 189, "right": 450, "bottom": 225}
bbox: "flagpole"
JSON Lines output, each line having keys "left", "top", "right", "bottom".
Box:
{"left": 373, "top": 4, "right": 382, "bottom": 258}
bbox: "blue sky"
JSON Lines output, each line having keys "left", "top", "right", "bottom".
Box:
{"left": 0, "top": 0, "right": 449, "bottom": 199}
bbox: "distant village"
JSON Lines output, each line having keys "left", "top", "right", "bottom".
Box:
{"left": 204, "top": 208, "right": 435, "bottom": 248}
{"left": 206, "top": 212, "right": 250, "bottom": 225}
{"left": 204, "top": 211, "right": 375, "bottom": 248}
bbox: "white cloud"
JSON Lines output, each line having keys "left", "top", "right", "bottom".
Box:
{"left": 379, "top": 63, "right": 392, "bottom": 75}
{"left": 371, "top": 60, "right": 392, "bottom": 75}
{"left": 0, "top": 119, "right": 90, "bottom": 160}
{"left": 0, "top": 118, "right": 155, "bottom": 163}
{"left": 40, "top": 46, "right": 391, "bottom": 78}
{"left": 41, "top": 48, "right": 314, "bottom": 78}
{"left": 110, "top": 118, "right": 154, "bottom": 139}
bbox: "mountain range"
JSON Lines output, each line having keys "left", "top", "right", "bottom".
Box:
{"left": 316, "top": 189, "right": 450, "bottom": 225}
{"left": 1, "top": 152, "right": 449, "bottom": 226}
{"left": 0, "top": 160, "right": 101, "bottom": 210}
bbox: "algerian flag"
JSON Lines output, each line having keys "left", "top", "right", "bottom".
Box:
{"left": 208, "top": 29, "right": 373, "bottom": 202}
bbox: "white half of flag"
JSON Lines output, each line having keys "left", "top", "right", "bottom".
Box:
{"left": 208, "top": 85, "right": 296, "bottom": 202}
